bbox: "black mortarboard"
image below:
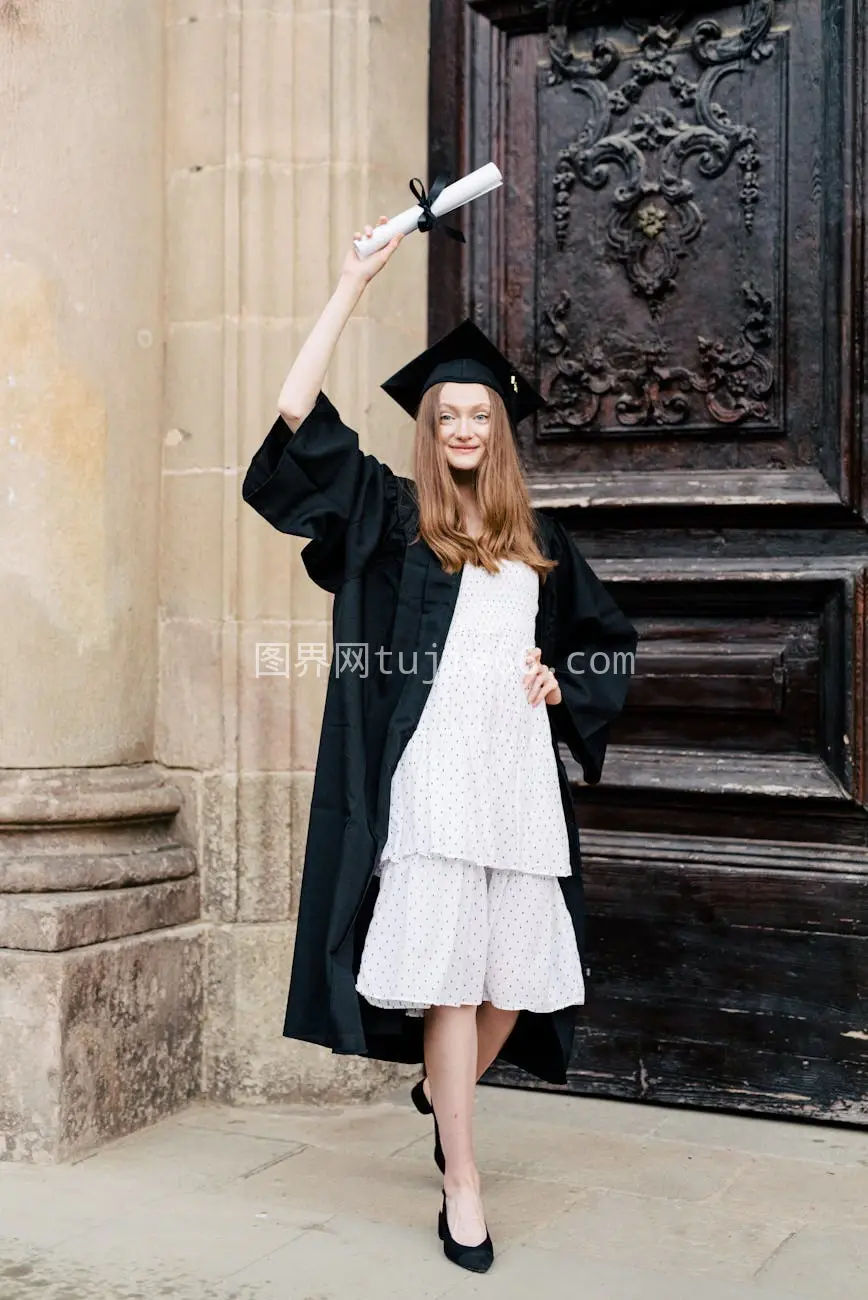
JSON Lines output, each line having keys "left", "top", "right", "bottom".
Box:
{"left": 380, "top": 318, "right": 546, "bottom": 427}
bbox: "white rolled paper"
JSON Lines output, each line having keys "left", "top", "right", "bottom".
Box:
{"left": 352, "top": 162, "right": 503, "bottom": 259}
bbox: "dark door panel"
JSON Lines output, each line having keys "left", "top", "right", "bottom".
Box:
{"left": 431, "top": 0, "right": 868, "bottom": 1120}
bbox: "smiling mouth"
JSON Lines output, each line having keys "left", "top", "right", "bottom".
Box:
{"left": 451, "top": 445, "right": 479, "bottom": 453}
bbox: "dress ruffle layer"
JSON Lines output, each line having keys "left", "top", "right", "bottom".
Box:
{"left": 379, "top": 560, "right": 572, "bottom": 878}
{"left": 356, "top": 853, "right": 585, "bottom": 1015}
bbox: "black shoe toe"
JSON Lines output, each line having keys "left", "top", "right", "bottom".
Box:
{"left": 438, "top": 1193, "right": 494, "bottom": 1273}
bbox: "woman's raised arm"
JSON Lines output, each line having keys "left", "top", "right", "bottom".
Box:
{"left": 278, "top": 217, "right": 403, "bottom": 430}
{"left": 242, "top": 218, "right": 407, "bottom": 593}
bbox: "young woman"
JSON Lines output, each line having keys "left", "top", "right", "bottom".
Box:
{"left": 242, "top": 218, "right": 637, "bottom": 1274}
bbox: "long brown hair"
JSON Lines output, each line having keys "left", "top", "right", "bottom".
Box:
{"left": 412, "top": 382, "right": 557, "bottom": 579}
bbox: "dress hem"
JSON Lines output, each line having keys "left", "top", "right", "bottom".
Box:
{"left": 377, "top": 848, "right": 571, "bottom": 879}
{"left": 357, "top": 992, "right": 586, "bottom": 1016}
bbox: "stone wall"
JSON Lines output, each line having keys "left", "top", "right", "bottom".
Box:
{"left": 0, "top": 1, "right": 205, "bottom": 1164}
{"left": 159, "top": 0, "right": 429, "bottom": 1106}
{"left": 0, "top": 0, "right": 430, "bottom": 1162}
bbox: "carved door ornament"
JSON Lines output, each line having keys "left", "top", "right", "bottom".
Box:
{"left": 543, "top": 0, "right": 774, "bottom": 318}
{"left": 541, "top": 280, "right": 773, "bottom": 432}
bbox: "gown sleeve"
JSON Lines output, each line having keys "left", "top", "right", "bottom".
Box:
{"left": 546, "top": 517, "right": 638, "bottom": 786}
{"left": 241, "top": 391, "right": 399, "bottom": 593}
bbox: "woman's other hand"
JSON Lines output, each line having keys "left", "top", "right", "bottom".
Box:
{"left": 523, "top": 647, "right": 562, "bottom": 708}
{"left": 340, "top": 215, "right": 403, "bottom": 286}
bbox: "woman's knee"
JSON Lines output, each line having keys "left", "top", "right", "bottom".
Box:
{"left": 425, "top": 1003, "right": 480, "bottom": 1041}
{"left": 480, "top": 1001, "right": 519, "bottom": 1020}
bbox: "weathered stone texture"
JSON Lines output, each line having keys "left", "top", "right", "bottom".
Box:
{"left": 203, "top": 923, "right": 413, "bottom": 1108}
{"left": 59, "top": 925, "right": 206, "bottom": 1160}
{"left": 0, "top": 877, "right": 200, "bottom": 952}
{"left": 1, "top": 0, "right": 430, "bottom": 1171}
{"left": 0, "top": 925, "right": 205, "bottom": 1164}
{"left": 159, "top": 0, "right": 430, "bottom": 1106}
{"left": 0, "top": 768, "right": 205, "bottom": 1161}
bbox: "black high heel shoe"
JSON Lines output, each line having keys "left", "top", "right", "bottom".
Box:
{"left": 410, "top": 1075, "right": 445, "bottom": 1175}
{"left": 438, "top": 1190, "right": 494, "bottom": 1273}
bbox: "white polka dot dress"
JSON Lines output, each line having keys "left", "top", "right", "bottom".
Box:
{"left": 356, "top": 558, "right": 586, "bottom": 1015}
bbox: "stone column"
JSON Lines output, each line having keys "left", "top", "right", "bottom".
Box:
{"left": 159, "top": 0, "right": 431, "bottom": 1102}
{"left": 0, "top": 3, "right": 203, "bottom": 1161}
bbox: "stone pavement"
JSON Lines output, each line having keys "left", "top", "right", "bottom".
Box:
{"left": 1, "top": 1083, "right": 867, "bottom": 1300}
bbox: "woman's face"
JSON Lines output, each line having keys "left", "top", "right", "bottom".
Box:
{"left": 436, "top": 382, "right": 491, "bottom": 473}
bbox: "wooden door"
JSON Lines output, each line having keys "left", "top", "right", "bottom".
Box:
{"left": 430, "top": 0, "right": 868, "bottom": 1120}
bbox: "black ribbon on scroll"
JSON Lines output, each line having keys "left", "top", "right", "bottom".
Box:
{"left": 409, "top": 175, "right": 467, "bottom": 244}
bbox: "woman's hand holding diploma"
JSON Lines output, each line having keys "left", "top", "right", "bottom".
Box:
{"left": 353, "top": 163, "right": 502, "bottom": 259}
{"left": 342, "top": 215, "right": 404, "bottom": 284}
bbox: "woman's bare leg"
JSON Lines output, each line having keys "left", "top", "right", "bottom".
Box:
{"left": 475, "top": 1002, "right": 520, "bottom": 1078}
{"left": 424, "top": 1004, "right": 486, "bottom": 1246}
{"left": 421, "top": 1002, "right": 519, "bottom": 1103}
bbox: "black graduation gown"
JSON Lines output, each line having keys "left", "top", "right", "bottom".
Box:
{"left": 242, "top": 391, "right": 638, "bottom": 1085}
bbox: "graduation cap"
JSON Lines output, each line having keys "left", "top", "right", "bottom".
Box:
{"left": 380, "top": 319, "right": 546, "bottom": 427}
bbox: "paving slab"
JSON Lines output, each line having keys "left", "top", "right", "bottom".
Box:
{"left": 238, "top": 1144, "right": 575, "bottom": 1246}
{"left": 423, "top": 1116, "right": 753, "bottom": 1201}
{"left": 473, "top": 1083, "right": 663, "bottom": 1136}
{"left": 651, "top": 1107, "right": 868, "bottom": 1166}
{"left": 1, "top": 1087, "right": 867, "bottom": 1300}
{"left": 68, "top": 1122, "right": 306, "bottom": 1193}
{"left": 44, "top": 1185, "right": 325, "bottom": 1285}
{"left": 436, "top": 1243, "right": 806, "bottom": 1300}
{"left": 228, "top": 1215, "right": 457, "bottom": 1300}
{"left": 754, "top": 1222, "right": 868, "bottom": 1299}
{"left": 718, "top": 1155, "right": 868, "bottom": 1225}
{"left": 0, "top": 1238, "right": 263, "bottom": 1300}
{"left": 174, "top": 1098, "right": 428, "bottom": 1158}
{"left": 0, "top": 1162, "right": 172, "bottom": 1249}
{"left": 528, "top": 1186, "right": 801, "bottom": 1280}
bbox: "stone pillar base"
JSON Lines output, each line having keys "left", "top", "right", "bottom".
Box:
{"left": 0, "top": 767, "right": 204, "bottom": 1163}
{"left": 1, "top": 926, "right": 205, "bottom": 1163}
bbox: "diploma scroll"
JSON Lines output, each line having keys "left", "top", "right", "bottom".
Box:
{"left": 353, "top": 163, "right": 503, "bottom": 259}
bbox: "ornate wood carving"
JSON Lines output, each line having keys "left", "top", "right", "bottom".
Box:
{"left": 546, "top": 2, "right": 774, "bottom": 315}
{"left": 540, "top": 280, "right": 773, "bottom": 433}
